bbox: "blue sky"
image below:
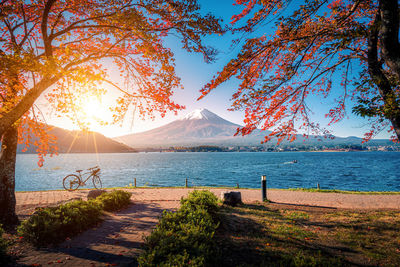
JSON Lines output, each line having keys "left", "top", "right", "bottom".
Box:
{"left": 42, "top": 0, "right": 392, "bottom": 139}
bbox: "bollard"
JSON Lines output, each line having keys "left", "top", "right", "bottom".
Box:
{"left": 261, "top": 175, "right": 267, "bottom": 201}
{"left": 185, "top": 178, "right": 188, "bottom": 188}
{"left": 134, "top": 178, "right": 137, "bottom": 187}
{"left": 317, "top": 183, "right": 320, "bottom": 190}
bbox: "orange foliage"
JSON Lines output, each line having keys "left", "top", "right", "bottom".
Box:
{"left": 201, "top": 0, "right": 400, "bottom": 143}
{"left": 0, "top": 0, "right": 224, "bottom": 164}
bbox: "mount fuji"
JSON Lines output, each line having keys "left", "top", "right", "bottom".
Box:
{"left": 114, "top": 108, "right": 266, "bottom": 148}
{"left": 114, "top": 108, "right": 395, "bottom": 148}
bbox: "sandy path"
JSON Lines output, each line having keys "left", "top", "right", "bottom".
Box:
{"left": 10, "top": 188, "right": 400, "bottom": 266}
{"left": 16, "top": 188, "right": 400, "bottom": 212}
{"left": 127, "top": 188, "right": 400, "bottom": 209}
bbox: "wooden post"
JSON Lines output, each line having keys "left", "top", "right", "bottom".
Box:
{"left": 317, "top": 183, "right": 320, "bottom": 190}
{"left": 185, "top": 178, "right": 188, "bottom": 188}
{"left": 134, "top": 178, "right": 137, "bottom": 187}
{"left": 261, "top": 175, "right": 267, "bottom": 201}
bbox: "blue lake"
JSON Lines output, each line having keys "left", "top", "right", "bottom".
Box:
{"left": 15, "top": 152, "right": 400, "bottom": 192}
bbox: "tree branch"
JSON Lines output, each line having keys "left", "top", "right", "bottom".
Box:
{"left": 41, "top": 0, "right": 57, "bottom": 58}
{"left": 0, "top": 75, "right": 60, "bottom": 137}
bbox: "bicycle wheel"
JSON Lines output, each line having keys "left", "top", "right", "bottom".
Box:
{"left": 63, "top": 174, "right": 81, "bottom": 191}
{"left": 92, "top": 175, "right": 102, "bottom": 189}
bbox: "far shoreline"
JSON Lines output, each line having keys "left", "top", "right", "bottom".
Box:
{"left": 16, "top": 150, "right": 400, "bottom": 154}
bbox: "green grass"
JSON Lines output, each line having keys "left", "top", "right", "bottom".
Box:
{"left": 216, "top": 203, "right": 400, "bottom": 266}
{"left": 283, "top": 188, "right": 400, "bottom": 194}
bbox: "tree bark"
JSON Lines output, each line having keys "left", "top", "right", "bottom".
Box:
{"left": 0, "top": 123, "right": 19, "bottom": 226}
{"left": 380, "top": 0, "right": 400, "bottom": 81}
{"left": 368, "top": 7, "right": 400, "bottom": 140}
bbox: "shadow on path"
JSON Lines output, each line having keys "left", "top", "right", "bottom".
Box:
{"left": 16, "top": 201, "right": 178, "bottom": 267}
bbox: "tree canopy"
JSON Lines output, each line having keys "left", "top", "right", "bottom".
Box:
{"left": 0, "top": 0, "right": 224, "bottom": 164}
{"left": 200, "top": 0, "right": 400, "bottom": 143}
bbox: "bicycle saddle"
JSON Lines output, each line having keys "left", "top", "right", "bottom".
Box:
{"left": 76, "top": 169, "right": 83, "bottom": 172}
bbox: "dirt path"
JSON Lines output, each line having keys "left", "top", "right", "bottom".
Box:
{"left": 9, "top": 188, "right": 400, "bottom": 266}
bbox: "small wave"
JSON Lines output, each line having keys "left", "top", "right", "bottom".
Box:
{"left": 341, "top": 173, "right": 354, "bottom": 177}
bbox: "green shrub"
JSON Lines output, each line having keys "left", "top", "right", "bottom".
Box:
{"left": 180, "top": 190, "right": 219, "bottom": 215}
{"left": 95, "top": 190, "right": 131, "bottom": 211}
{"left": 0, "top": 224, "right": 8, "bottom": 258}
{"left": 139, "top": 190, "right": 220, "bottom": 266}
{"left": 17, "top": 200, "right": 102, "bottom": 245}
{"left": 18, "top": 190, "right": 131, "bottom": 246}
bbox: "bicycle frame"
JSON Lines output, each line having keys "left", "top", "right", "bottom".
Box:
{"left": 76, "top": 170, "right": 98, "bottom": 185}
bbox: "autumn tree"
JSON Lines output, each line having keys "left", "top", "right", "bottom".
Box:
{"left": 0, "top": 0, "right": 223, "bottom": 226}
{"left": 200, "top": 0, "right": 400, "bottom": 144}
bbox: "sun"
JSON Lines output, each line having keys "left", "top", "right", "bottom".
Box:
{"left": 78, "top": 96, "right": 111, "bottom": 132}
{"left": 82, "top": 98, "right": 102, "bottom": 119}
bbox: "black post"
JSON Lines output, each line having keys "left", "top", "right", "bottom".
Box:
{"left": 185, "top": 178, "right": 188, "bottom": 188}
{"left": 261, "top": 175, "right": 267, "bottom": 201}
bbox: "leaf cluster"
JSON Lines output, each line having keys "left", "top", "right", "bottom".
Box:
{"left": 0, "top": 0, "right": 225, "bottom": 163}
{"left": 138, "top": 190, "right": 220, "bottom": 266}
{"left": 17, "top": 190, "right": 131, "bottom": 246}
{"left": 201, "top": 0, "right": 399, "bottom": 143}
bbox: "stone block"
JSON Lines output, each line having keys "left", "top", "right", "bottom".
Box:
{"left": 221, "top": 191, "right": 242, "bottom": 206}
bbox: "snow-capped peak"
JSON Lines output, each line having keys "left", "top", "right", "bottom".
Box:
{"left": 181, "top": 108, "right": 219, "bottom": 120}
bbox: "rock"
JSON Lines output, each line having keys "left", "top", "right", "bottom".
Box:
{"left": 87, "top": 189, "right": 107, "bottom": 199}
{"left": 221, "top": 191, "right": 242, "bottom": 206}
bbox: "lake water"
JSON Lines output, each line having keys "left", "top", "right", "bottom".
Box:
{"left": 15, "top": 152, "right": 400, "bottom": 192}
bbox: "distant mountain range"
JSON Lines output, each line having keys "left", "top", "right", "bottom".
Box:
{"left": 114, "top": 108, "right": 396, "bottom": 148}
{"left": 18, "top": 125, "right": 135, "bottom": 153}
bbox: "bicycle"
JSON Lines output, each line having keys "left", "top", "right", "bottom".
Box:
{"left": 63, "top": 166, "right": 102, "bottom": 191}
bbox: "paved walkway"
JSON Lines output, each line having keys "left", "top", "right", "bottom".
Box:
{"left": 16, "top": 188, "right": 400, "bottom": 215}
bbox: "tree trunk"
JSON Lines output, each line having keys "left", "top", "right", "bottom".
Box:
{"left": 391, "top": 115, "right": 400, "bottom": 139}
{"left": 0, "top": 123, "right": 19, "bottom": 227}
{"left": 368, "top": 9, "right": 400, "bottom": 141}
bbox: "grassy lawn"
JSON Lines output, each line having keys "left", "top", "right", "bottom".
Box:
{"left": 216, "top": 203, "right": 400, "bottom": 266}
{"left": 284, "top": 188, "right": 400, "bottom": 195}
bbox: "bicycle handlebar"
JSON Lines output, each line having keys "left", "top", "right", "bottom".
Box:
{"left": 88, "top": 166, "right": 99, "bottom": 170}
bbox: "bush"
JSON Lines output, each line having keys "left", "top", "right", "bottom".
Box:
{"left": 0, "top": 224, "right": 8, "bottom": 258}
{"left": 95, "top": 190, "right": 131, "bottom": 211}
{"left": 18, "top": 200, "right": 102, "bottom": 245}
{"left": 138, "top": 190, "right": 220, "bottom": 266}
{"left": 180, "top": 190, "right": 219, "bottom": 215}
{"left": 18, "top": 190, "right": 131, "bottom": 246}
